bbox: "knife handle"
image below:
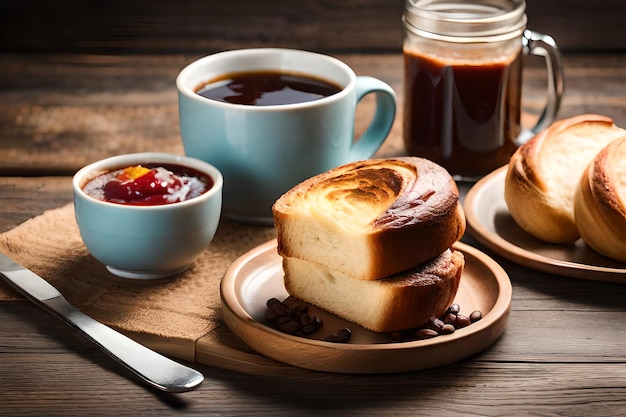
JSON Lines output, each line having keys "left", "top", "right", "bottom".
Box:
{"left": 43, "top": 296, "right": 205, "bottom": 393}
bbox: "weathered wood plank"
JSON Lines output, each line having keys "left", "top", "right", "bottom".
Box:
{"left": 0, "top": 177, "right": 74, "bottom": 232}
{"left": 2, "top": 53, "right": 626, "bottom": 175}
{"left": 2, "top": 302, "right": 626, "bottom": 417}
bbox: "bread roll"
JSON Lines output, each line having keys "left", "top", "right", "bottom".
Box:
{"left": 574, "top": 136, "right": 626, "bottom": 262}
{"left": 273, "top": 157, "right": 466, "bottom": 281}
{"left": 283, "top": 249, "right": 464, "bottom": 333}
{"left": 504, "top": 114, "right": 626, "bottom": 243}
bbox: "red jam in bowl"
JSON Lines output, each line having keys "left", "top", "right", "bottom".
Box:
{"left": 82, "top": 163, "right": 214, "bottom": 206}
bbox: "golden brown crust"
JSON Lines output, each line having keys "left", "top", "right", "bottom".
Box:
{"left": 510, "top": 114, "right": 615, "bottom": 193}
{"left": 372, "top": 249, "right": 464, "bottom": 332}
{"left": 273, "top": 157, "right": 466, "bottom": 280}
{"left": 504, "top": 114, "right": 623, "bottom": 244}
{"left": 574, "top": 136, "right": 626, "bottom": 262}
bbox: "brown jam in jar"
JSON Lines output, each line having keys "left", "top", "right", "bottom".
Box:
{"left": 401, "top": 0, "right": 563, "bottom": 180}
{"left": 403, "top": 49, "right": 523, "bottom": 178}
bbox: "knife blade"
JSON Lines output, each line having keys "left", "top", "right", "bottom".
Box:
{"left": 0, "top": 251, "right": 204, "bottom": 393}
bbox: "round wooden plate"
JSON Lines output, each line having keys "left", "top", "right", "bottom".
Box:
{"left": 220, "top": 239, "right": 512, "bottom": 374}
{"left": 464, "top": 166, "right": 626, "bottom": 283}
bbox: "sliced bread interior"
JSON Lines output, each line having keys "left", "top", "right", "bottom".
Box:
{"left": 282, "top": 249, "right": 465, "bottom": 333}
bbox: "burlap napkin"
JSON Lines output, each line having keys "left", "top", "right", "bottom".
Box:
{"left": 0, "top": 203, "right": 280, "bottom": 369}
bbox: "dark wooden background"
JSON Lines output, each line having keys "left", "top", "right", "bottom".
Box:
{"left": 1, "top": 0, "right": 625, "bottom": 54}
{"left": 1, "top": 0, "right": 625, "bottom": 176}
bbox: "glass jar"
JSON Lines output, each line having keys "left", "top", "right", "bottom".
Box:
{"left": 402, "top": 0, "right": 563, "bottom": 180}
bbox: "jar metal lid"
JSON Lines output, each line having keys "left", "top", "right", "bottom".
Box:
{"left": 404, "top": 0, "right": 527, "bottom": 41}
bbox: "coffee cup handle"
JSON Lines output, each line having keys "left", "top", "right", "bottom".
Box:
{"left": 518, "top": 29, "right": 565, "bottom": 144}
{"left": 350, "top": 76, "right": 397, "bottom": 160}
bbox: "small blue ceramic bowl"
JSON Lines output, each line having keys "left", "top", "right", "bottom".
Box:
{"left": 72, "top": 152, "right": 223, "bottom": 280}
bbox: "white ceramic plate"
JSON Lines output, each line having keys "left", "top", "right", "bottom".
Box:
{"left": 464, "top": 166, "right": 626, "bottom": 282}
{"left": 220, "top": 239, "right": 511, "bottom": 374}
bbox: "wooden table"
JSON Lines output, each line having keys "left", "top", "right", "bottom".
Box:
{"left": 2, "top": 52, "right": 626, "bottom": 416}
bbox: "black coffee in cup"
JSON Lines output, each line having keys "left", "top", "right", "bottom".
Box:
{"left": 194, "top": 70, "right": 342, "bottom": 106}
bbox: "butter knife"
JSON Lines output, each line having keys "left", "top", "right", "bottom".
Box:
{"left": 0, "top": 252, "right": 204, "bottom": 393}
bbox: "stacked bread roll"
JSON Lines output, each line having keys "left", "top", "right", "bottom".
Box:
{"left": 272, "top": 157, "right": 466, "bottom": 333}
{"left": 504, "top": 114, "right": 626, "bottom": 262}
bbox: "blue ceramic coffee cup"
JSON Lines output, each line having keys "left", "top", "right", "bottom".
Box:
{"left": 176, "top": 48, "right": 396, "bottom": 225}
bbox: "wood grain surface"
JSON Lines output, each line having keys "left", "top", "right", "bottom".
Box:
{"left": 3, "top": 53, "right": 626, "bottom": 175}
{"left": 2, "top": 43, "right": 626, "bottom": 416}
{"left": 3, "top": 175, "right": 626, "bottom": 416}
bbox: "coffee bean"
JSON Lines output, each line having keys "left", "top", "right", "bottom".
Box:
{"left": 443, "top": 312, "right": 457, "bottom": 325}
{"left": 325, "top": 328, "right": 352, "bottom": 343}
{"left": 300, "top": 314, "right": 312, "bottom": 327}
{"left": 275, "top": 315, "right": 291, "bottom": 325}
{"left": 470, "top": 310, "right": 483, "bottom": 323}
{"left": 264, "top": 298, "right": 323, "bottom": 336}
{"left": 265, "top": 299, "right": 482, "bottom": 344}
{"left": 266, "top": 298, "right": 288, "bottom": 315}
{"left": 403, "top": 304, "right": 484, "bottom": 341}
{"left": 416, "top": 328, "right": 439, "bottom": 339}
{"left": 455, "top": 314, "right": 471, "bottom": 328}
{"left": 448, "top": 303, "right": 461, "bottom": 315}
{"left": 277, "top": 319, "right": 301, "bottom": 335}
{"left": 441, "top": 323, "right": 456, "bottom": 334}
{"left": 294, "top": 304, "right": 309, "bottom": 315}
{"left": 301, "top": 324, "right": 318, "bottom": 334}
{"left": 264, "top": 309, "right": 282, "bottom": 322}
{"left": 425, "top": 317, "right": 445, "bottom": 333}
